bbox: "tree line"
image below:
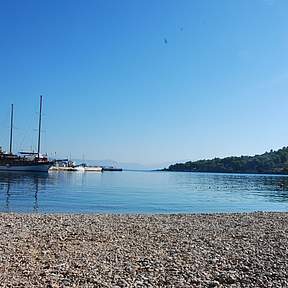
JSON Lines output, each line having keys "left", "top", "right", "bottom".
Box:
{"left": 165, "top": 147, "right": 288, "bottom": 174}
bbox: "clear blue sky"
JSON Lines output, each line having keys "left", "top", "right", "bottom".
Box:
{"left": 0, "top": 0, "right": 288, "bottom": 165}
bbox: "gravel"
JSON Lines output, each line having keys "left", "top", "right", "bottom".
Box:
{"left": 0, "top": 212, "right": 288, "bottom": 287}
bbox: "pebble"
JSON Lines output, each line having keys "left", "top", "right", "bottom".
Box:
{"left": 0, "top": 212, "right": 287, "bottom": 287}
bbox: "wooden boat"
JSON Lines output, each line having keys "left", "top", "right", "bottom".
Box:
{"left": 0, "top": 96, "right": 54, "bottom": 172}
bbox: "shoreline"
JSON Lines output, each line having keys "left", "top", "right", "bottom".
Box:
{"left": 1, "top": 212, "right": 288, "bottom": 287}
{"left": 161, "top": 169, "right": 288, "bottom": 176}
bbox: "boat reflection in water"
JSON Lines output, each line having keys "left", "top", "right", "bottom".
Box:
{"left": 0, "top": 172, "right": 49, "bottom": 212}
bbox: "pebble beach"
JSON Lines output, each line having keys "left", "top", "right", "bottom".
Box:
{"left": 0, "top": 212, "right": 288, "bottom": 287}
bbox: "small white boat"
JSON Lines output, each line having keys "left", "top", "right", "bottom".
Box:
{"left": 74, "top": 165, "right": 85, "bottom": 172}
{"left": 73, "top": 164, "right": 102, "bottom": 172}
{"left": 50, "top": 161, "right": 103, "bottom": 173}
{"left": 83, "top": 166, "right": 102, "bottom": 172}
{"left": 49, "top": 166, "right": 77, "bottom": 172}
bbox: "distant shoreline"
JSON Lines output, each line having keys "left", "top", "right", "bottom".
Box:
{"left": 161, "top": 169, "right": 288, "bottom": 176}
{"left": 1, "top": 212, "right": 288, "bottom": 287}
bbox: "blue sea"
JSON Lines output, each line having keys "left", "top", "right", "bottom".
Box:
{"left": 0, "top": 171, "right": 288, "bottom": 213}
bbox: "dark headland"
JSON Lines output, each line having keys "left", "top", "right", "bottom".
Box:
{"left": 164, "top": 146, "right": 288, "bottom": 174}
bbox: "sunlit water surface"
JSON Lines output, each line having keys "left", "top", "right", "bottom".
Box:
{"left": 0, "top": 171, "right": 288, "bottom": 213}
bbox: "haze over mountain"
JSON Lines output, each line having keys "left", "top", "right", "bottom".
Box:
{"left": 1, "top": 1, "right": 288, "bottom": 164}
{"left": 73, "top": 159, "right": 176, "bottom": 170}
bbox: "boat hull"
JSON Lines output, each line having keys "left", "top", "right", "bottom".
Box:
{"left": 0, "top": 163, "right": 52, "bottom": 172}
{"left": 102, "top": 168, "right": 123, "bottom": 171}
{"left": 49, "top": 166, "right": 103, "bottom": 172}
{"left": 83, "top": 167, "right": 102, "bottom": 172}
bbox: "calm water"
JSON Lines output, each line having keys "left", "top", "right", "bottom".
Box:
{"left": 0, "top": 171, "right": 288, "bottom": 213}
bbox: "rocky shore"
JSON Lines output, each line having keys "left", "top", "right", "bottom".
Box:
{"left": 0, "top": 212, "right": 287, "bottom": 287}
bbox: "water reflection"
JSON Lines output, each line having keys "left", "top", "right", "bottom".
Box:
{"left": 0, "top": 172, "right": 49, "bottom": 212}
{"left": 5, "top": 178, "right": 11, "bottom": 211}
{"left": 0, "top": 171, "right": 288, "bottom": 213}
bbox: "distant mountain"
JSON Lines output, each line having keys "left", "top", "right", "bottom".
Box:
{"left": 72, "top": 159, "right": 172, "bottom": 170}
{"left": 165, "top": 147, "right": 288, "bottom": 175}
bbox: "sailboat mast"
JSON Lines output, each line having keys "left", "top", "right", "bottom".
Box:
{"left": 9, "top": 104, "right": 13, "bottom": 154}
{"left": 37, "top": 96, "right": 43, "bottom": 159}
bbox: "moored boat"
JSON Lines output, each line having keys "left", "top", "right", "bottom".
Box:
{"left": 83, "top": 166, "right": 102, "bottom": 172}
{"left": 0, "top": 151, "right": 53, "bottom": 172}
{"left": 49, "top": 161, "right": 103, "bottom": 172}
{"left": 75, "top": 164, "right": 102, "bottom": 172}
{"left": 102, "top": 166, "right": 123, "bottom": 172}
{"left": 0, "top": 96, "right": 53, "bottom": 173}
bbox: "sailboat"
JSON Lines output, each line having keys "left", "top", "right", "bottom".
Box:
{"left": 0, "top": 96, "right": 54, "bottom": 172}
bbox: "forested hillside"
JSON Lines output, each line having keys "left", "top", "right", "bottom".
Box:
{"left": 166, "top": 147, "right": 288, "bottom": 174}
